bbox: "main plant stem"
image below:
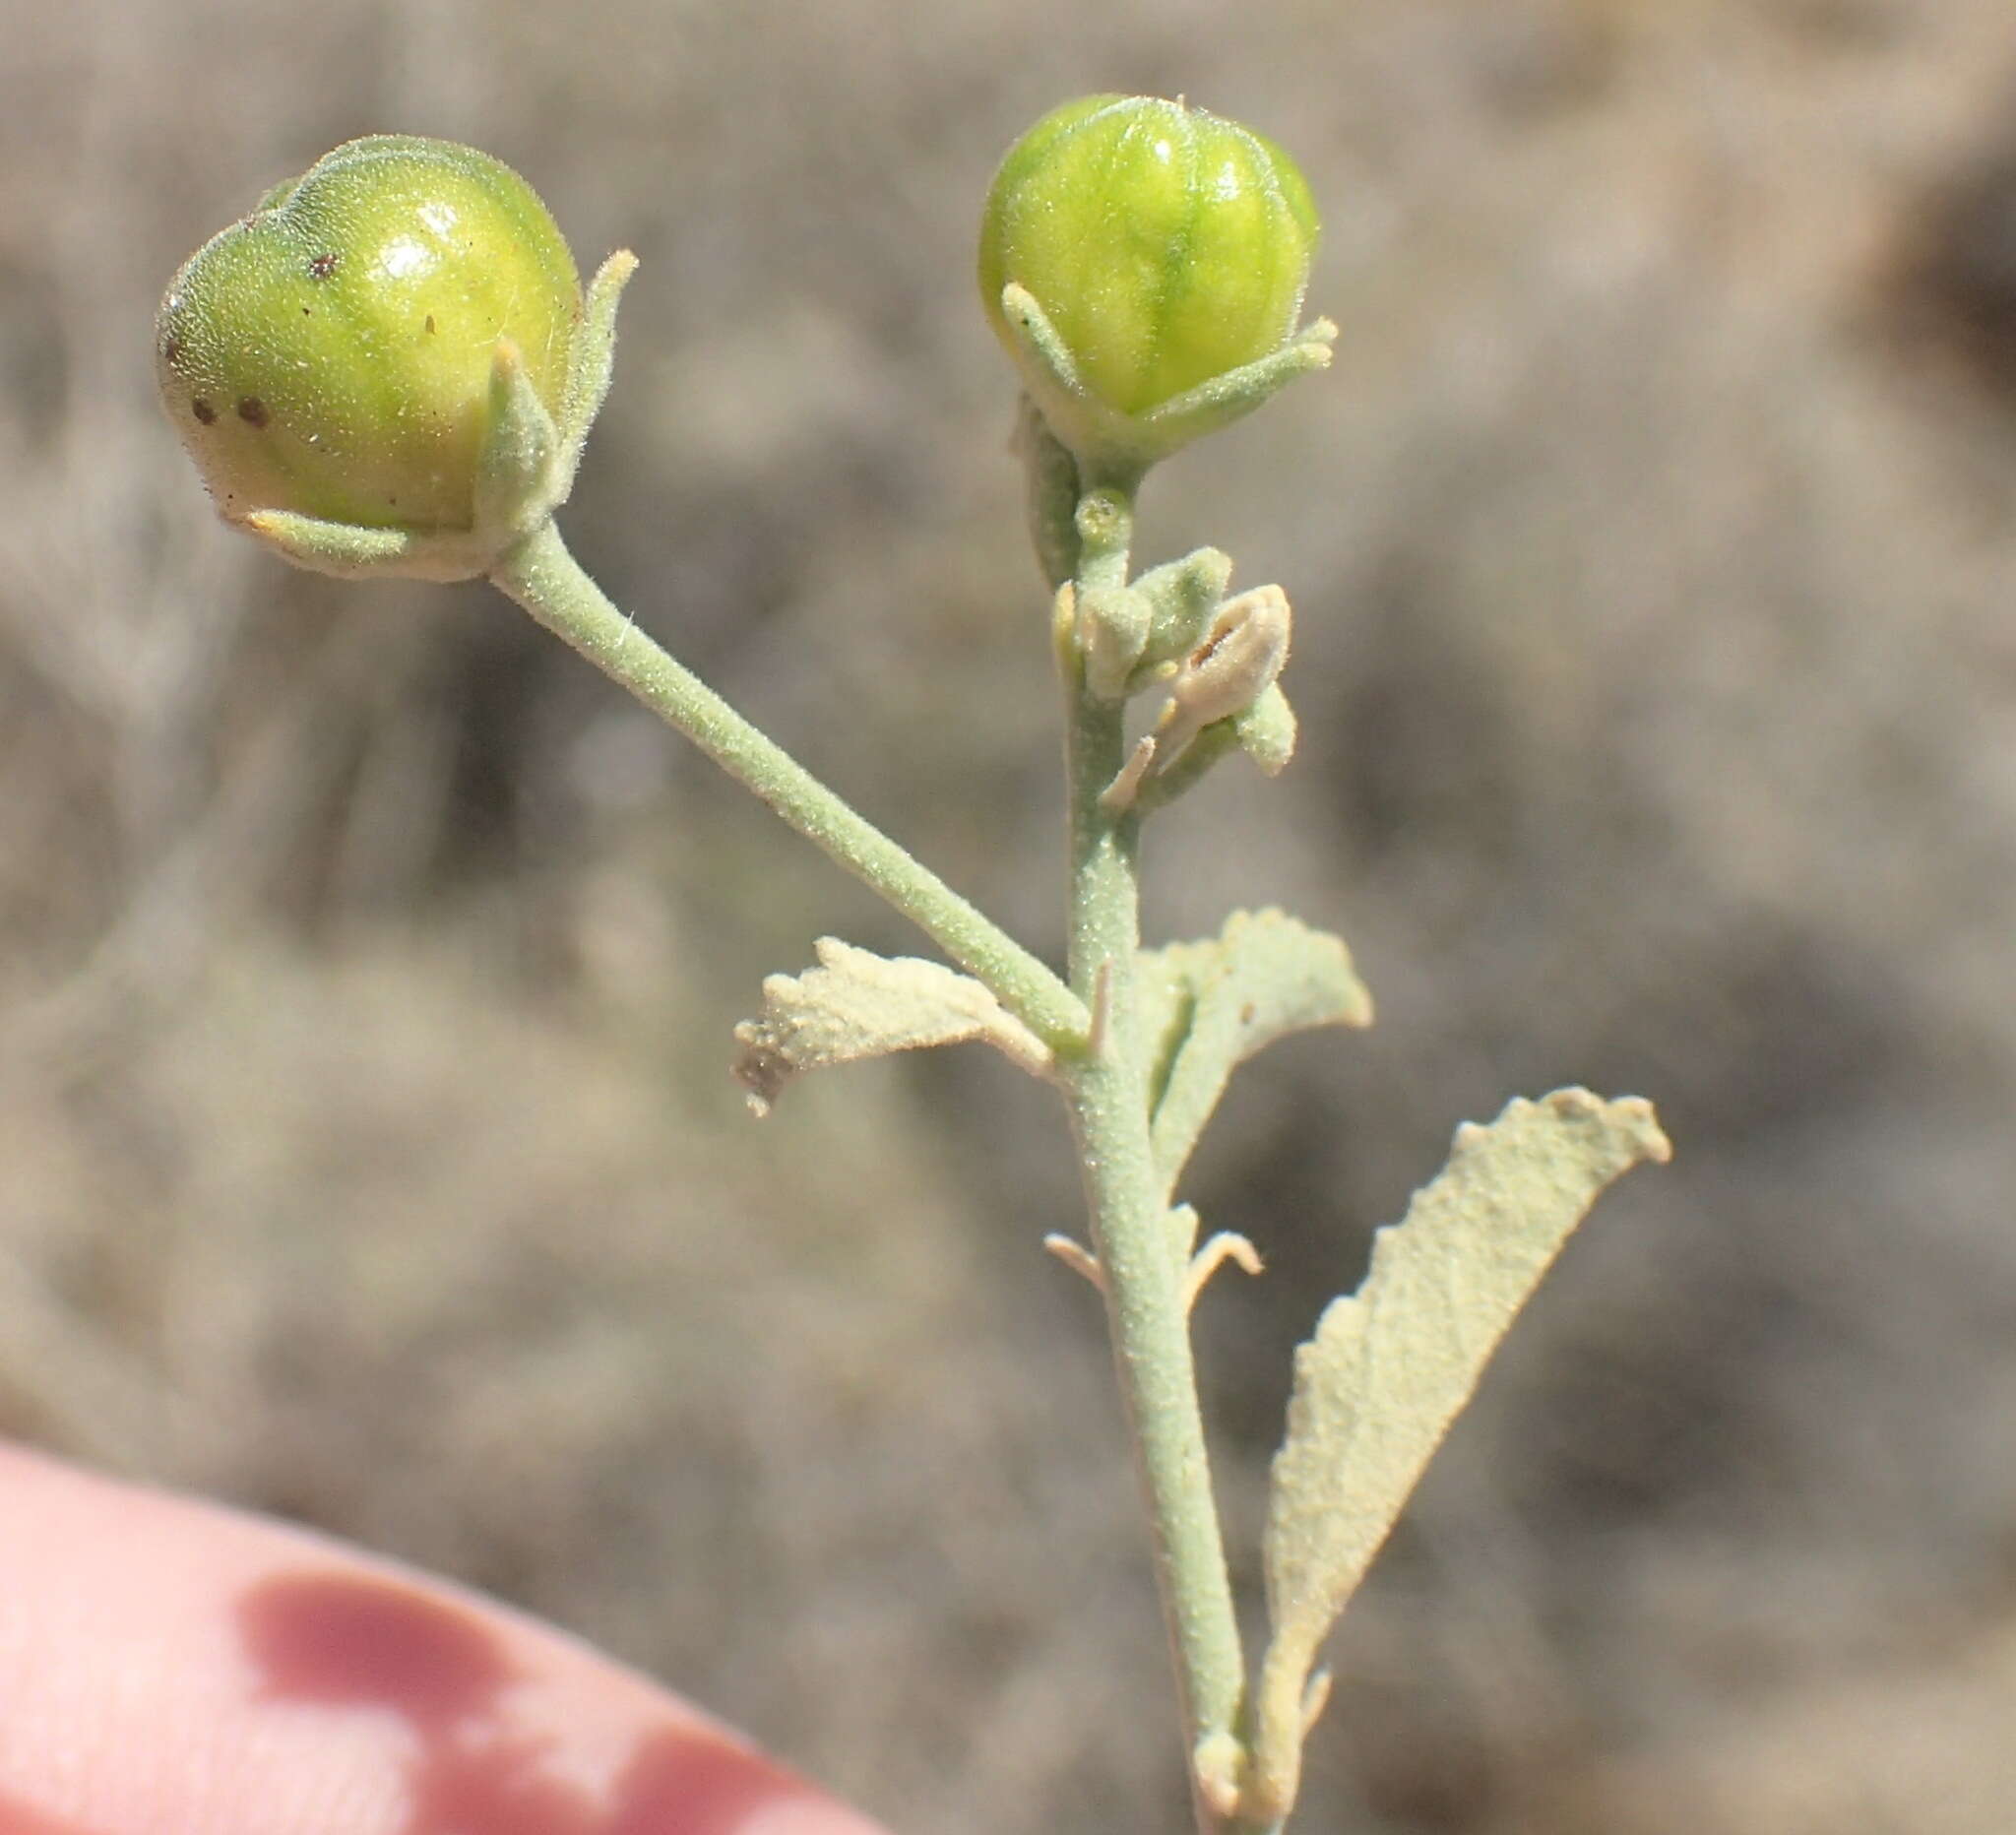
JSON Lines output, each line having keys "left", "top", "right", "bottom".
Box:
{"left": 1058, "top": 485, "right": 1247, "bottom": 1835}
{"left": 497, "top": 508, "right": 1255, "bottom": 1829}
{"left": 490, "top": 520, "right": 1087, "bottom": 1049}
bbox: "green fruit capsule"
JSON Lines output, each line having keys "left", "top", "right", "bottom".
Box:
{"left": 157, "top": 135, "right": 584, "bottom": 566}
{"left": 978, "top": 95, "right": 1321, "bottom": 422}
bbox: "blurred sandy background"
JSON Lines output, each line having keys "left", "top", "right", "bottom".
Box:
{"left": 8, "top": 0, "right": 2016, "bottom": 1828}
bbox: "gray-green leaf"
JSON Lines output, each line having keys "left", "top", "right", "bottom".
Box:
{"left": 731, "top": 938, "right": 1056, "bottom": 1116}
{"left": 1142, "top": 909, "right": 1373, "bottom": 1194}
{"left": 1247, "top": 1089, "right": 1670, "bottom": 1822}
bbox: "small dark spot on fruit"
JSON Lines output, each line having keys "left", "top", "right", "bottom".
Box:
{"left": 191, "top": 399, "right": 217, "bottom": 424}
{"left": 424, "top": 314, "right": 436, "bottom": 334}
{"left": 308, "top": 252, "right": 339, "bottom": 281}
{"left": 237, "top": 397, "right": 270, "bottom": 428}
{"left": 162, "top": 335, "right": 182, "bottom": 365}
{"left": 302, "top": 306, "right": 311, "bottom": 316}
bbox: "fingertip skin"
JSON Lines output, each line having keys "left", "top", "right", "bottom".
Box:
{"left": 0, "top": 1442, "right": 886, "bottom": 1835}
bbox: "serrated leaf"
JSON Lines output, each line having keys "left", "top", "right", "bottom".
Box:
{"left": 1143, "top": 908, "right": 1373, "bottom": 1192}
{"left": 731, "top": 938, "right": 1055, "bottom": 1116}
{"left": 1247, "top": 1089, "right": 1670, "bottom": 1822}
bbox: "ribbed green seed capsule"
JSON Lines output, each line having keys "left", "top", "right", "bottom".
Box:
{"left": 156, "top": 135, "right": 581, "bottom": 537}
{"left": 978, "top": 95, "right": 1320, "bottom": 418}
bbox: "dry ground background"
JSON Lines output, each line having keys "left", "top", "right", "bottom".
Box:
{"left": 7, "top": 0, "right": 2016, "bottom": 1829}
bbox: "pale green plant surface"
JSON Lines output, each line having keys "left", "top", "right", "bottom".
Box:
{"left": 731, "top": 939, "right": 1057, "bottom": 1116}
{"left": 1251, "top": 1090, "right": 1670, "bottom": 1821}
{"left": 1139, "top": 909, "right": 1374, "bottom": 1197}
